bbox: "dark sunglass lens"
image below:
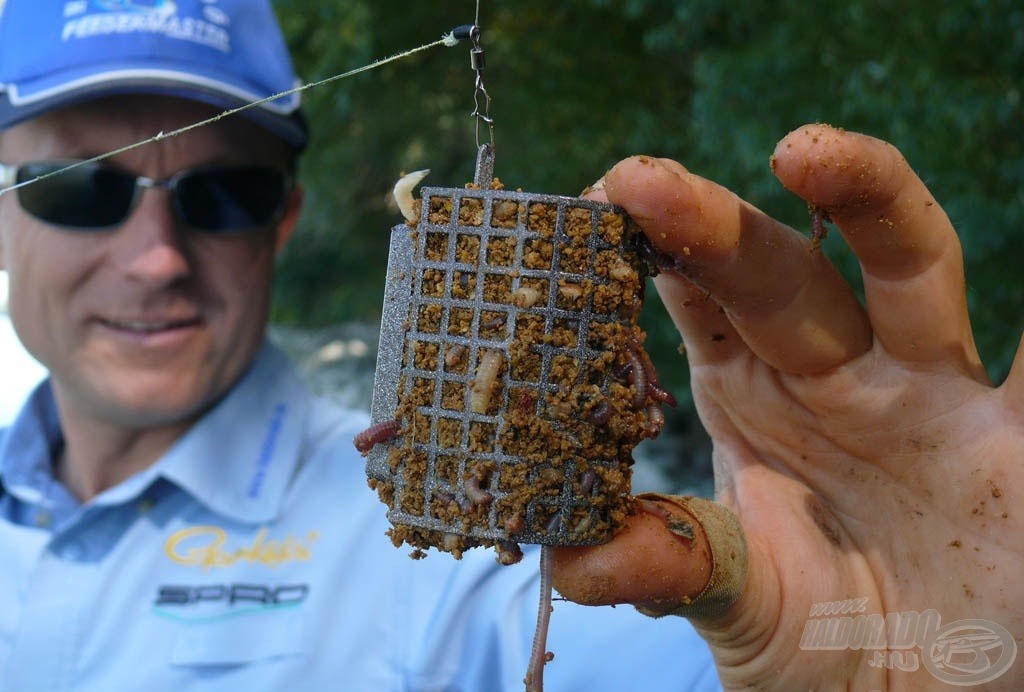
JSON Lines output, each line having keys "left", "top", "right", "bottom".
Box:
{"left": 17, "top": 163, "right": 135, "bottom": 229}
{"left": 177, "top": 167, "right": 286, "bottom": 232}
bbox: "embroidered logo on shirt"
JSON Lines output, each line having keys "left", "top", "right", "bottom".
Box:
{"left": 164, "top": 525, "right": 319, "bottom": 570}
{"left": 153, "top": 582, "right": 310, "bottom": 622}
{"left": 247, "top": 402, "right": 288, "bottom": 499}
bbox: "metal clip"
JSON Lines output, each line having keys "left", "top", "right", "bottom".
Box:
{"left": 466, "top": 24, "right": 494, "bottom": 150}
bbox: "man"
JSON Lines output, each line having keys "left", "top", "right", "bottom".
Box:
{"left": 0, "top": 1, "right": 718, "bottom": 690}
{"left": 5, "top": 2, "right": 1022, "bottom": 692}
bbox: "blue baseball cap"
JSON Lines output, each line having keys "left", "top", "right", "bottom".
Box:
{"left": 0, "top": 0, "right": 308, "bottom": 149}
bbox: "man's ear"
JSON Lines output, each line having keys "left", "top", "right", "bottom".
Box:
{"left": 274, "top": 184, "right": 304, "bottom": 255}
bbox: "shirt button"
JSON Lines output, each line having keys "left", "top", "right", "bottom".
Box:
{"left": 34, "top": 510, "right": 52, "bottom": 528}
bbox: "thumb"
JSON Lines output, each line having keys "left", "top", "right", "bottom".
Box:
{"left": 550, "top": 494, "right": 747, "bottom": 620}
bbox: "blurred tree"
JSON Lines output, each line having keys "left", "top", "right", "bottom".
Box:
{"left": 272, "top": 0, "right": 1023, "bottom": 393}
{"left": 658, "top": 0, "right": 1024, "bottom": 382}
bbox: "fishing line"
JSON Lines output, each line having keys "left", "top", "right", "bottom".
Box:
{"left": 0, "top": 29, "right": 465, "bottom": 197}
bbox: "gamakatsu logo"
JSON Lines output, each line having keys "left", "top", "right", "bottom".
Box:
{"left": 61, "top": 0, "right": 231, "bottom": 52}
{"left": 800, "top": 600, "right": 1017, "bottom": 686}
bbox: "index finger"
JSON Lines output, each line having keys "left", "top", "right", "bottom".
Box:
{"left": 604, "top": 156, "right": 871, "bottom": 375}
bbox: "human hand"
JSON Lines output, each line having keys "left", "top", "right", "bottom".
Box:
{"left": 552, "top": 124, "right": 1024, "bottom": 690}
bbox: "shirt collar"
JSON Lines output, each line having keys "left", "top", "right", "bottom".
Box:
{"left": 156, "top": 342, "right": 311, "bottom": 524}
{"left": 0, "top": 380, "right": 66, "bottom": 505}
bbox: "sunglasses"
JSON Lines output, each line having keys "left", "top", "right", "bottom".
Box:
{"left": 0, "top": 160, "right": 292, "bottom": 233}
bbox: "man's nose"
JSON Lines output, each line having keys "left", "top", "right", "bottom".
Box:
{"left": 111, "top": 187, "right": 191, "bottom": 285}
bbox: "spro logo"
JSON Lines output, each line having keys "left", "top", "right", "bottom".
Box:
{"left": 61, "top": 1, "right": 231, "bottom": 52}
{"left": 153, "top": 583, "right": 310, "bottom": 622}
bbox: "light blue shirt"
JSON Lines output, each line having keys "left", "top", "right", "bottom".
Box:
{"left": 0, "top": 343, "right": 721, "bottom": 691}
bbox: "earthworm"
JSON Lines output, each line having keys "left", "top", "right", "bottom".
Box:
{"left": 525, "top": 545, "right": 554, "bottom": 692}
{"left": 518, "top": 392, "right": 536, "bottom": 413}
{"left": 580, "top": 470, "right": 597, "bottom": 496}
{"left": 545, "top": 512, "right": 563, "bottom": 535}
{"left": 480, "top": 314, "right": 507, "bottom": 331}
{"left": 610, "top": 361, "right": 633, "bottom": 384}
{"left": 353, "top": 419, "right": 400, "bottom": 456}
{"left": 636, "top": 497, "right": 696, "bottom": 541}
{"left": 469, "top": 349, "right": 503, "bottom": 413}
{"left": 393, "top": 169, "right": 430, "bottom": 223}
{"left": 587, "top": 400, "right": 611, "bottom": 427}
{"left": 620, "top": 294, "right": 643, "bottom": 320}
{"left": 628, "top": 336, "right": 677, "bottom": 407}
{"left": 810, "top": 205, "right": 831, "bottom": 248}
{"left": 627, "top": 349, "right": 648, "bottom": 409}
{"left": 635, "top": 234, "right": 681, "bottom": 275}
{"left": 647, "top": 382, "right": 678, "bottom": 408}
{"left": 630, "top": 336, "right": 658, "bottom": 387}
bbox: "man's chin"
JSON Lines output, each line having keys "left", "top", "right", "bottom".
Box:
{"left": 99, "top": 396, "right": 209, "bottom": 431}
{"left": 68, "top": 378, "right": 221, "bottom": 431}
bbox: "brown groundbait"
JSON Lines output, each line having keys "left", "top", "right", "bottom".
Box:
{"left": 362, "top": 145, "right": 670, "bottom": 563}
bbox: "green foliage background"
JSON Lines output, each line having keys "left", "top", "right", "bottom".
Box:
{"left": 272, "top": 0, "right": 1023, "bottom": 410}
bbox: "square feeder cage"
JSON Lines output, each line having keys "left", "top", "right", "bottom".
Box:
{"left": 366, "top": 145, "right": 662, "bottom": 560}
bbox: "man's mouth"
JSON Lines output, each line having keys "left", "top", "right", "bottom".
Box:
{"left": 99, "top": 317, "right": 201, "bottom": 334}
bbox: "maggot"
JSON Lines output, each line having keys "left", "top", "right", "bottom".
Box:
{"left": 463, "top": 474, "right": 494, "bottom": 507}
{"left": 644, "top": 403, "right": 666, "bottom": 439}
{"left": 393, "top": 169, "right": 430, "bottom": 223}
{"left": 511, "top": 286, "right": 541, "bottom": 308}
{"left": 558, "top": 282, "right": 583, "bottom": 301}
{"left": 444, "top": 343, "right": 467, "bottom": 369}
{"left": 495, "top": 541, "right": 524, "bottom": 566}
{"left": 608, "top": 261, "right": 636, "bottom": 283}
{"left": 469, "top": 349, "right": 503, "bottom": 414}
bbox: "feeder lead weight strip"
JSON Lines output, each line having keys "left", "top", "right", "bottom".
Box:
{"left": 474, "top": 143, "right": 495, "bottom": 188}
